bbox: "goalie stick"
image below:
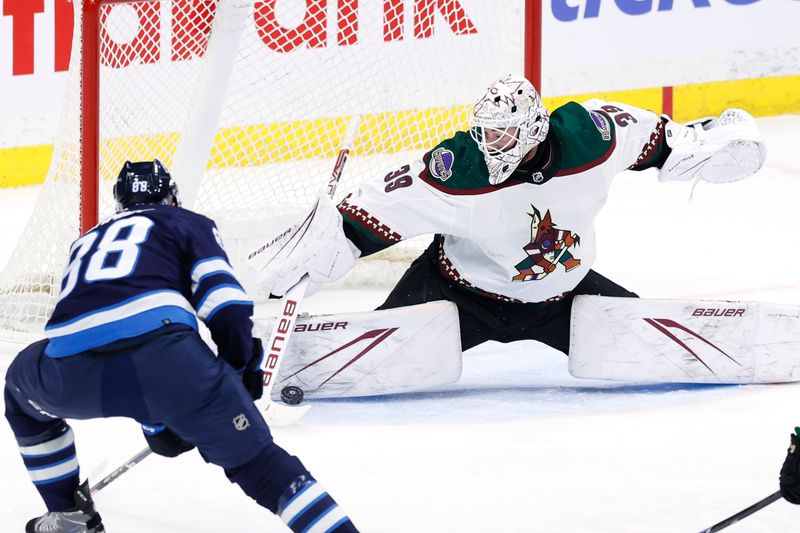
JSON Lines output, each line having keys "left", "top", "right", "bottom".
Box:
{"left": 257, "top": 114, "right": 363, "bottom": 426}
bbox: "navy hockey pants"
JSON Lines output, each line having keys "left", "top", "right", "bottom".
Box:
{"left": 5, "top": 326, "right": 272, "bottom": 472}
{"left": 5, "top": 326, "right": 348, "bottom": 522}
{"left": 4, "top": 329, "right": 361, "bottom": 530}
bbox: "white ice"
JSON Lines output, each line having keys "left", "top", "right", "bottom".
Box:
{"left": 1, "top": 116, "right": 799, "bottom": 532}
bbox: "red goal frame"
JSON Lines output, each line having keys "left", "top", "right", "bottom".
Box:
{"left": 79, "top": 0, "right": 543, "bottom": 234}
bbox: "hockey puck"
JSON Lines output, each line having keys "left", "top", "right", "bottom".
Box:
{"left": 280, "top": 386, "right": 304, "bottom": 405}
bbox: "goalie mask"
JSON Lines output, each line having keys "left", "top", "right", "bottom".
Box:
{"left": 469, "top": 75, "right": 550, "bottom": 185}
{"left": 113, "top": 159, "right": 180, "bottom": 211}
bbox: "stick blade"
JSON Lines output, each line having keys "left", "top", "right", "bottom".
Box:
{"left": 262, "top": 401, "right": 311, "bottom": 427}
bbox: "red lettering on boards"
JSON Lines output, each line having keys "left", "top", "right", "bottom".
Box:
{"left": 5, "top": 1, "right": 477, "bottom": 76}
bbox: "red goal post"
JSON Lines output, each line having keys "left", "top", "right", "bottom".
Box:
{"left": 1, "top": 0, "right": 542, "bottom": 335}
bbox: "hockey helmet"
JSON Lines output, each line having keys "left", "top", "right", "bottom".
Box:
{"left": 113, "top": 160, "right": 180, "bottom": 211}
{"left": 469, "top": 75, "right": 550, "bottom": 185}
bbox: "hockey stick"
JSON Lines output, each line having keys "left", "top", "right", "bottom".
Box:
{"left": 258, "top": 114, "right": 362, "bottom": 427}
{"left": 697, "top": 490, "right": 781, "bottom": 533}
{"left": 90, "top": 447, "right": 152, "bottom": 495}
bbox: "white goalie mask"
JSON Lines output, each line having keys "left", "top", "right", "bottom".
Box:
{"left": 469, "top": 75, "right": 550, "bottom": 185}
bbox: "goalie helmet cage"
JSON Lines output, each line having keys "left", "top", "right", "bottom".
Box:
{"left": 0, "top": 0, "right": 541, "bottom": 336}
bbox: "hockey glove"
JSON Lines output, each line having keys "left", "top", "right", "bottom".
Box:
{"left": 780, "top": 429, "right": 800, "bottom": 504}
{"left": 241, "top": 337, "right": 264, "bottom": 401}
{"left": 142, "top": 424, "right": 195, "bottom": 458}
{"left": 248, "top": 193, "right": 359, "bottom": 299}
{"left": 658, "top": 108, "right": 765, "bottom": 184}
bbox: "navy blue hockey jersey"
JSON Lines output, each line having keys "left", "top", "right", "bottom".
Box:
{"left": 44, "top": 204, "right": 254, "bottom": 367}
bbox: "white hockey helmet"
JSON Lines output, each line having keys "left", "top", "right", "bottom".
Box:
{"left": 469, "top": 74, "right": 550, "bottom": 185}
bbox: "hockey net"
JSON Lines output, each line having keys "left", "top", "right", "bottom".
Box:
{"left": 0, "top": 0, "right": 528, "bottom": 335}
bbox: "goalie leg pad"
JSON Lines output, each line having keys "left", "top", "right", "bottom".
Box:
{"left": 253, "top": 301, "right": 462, "bottom": 400}
{"left": 569, "top": 295, "right": 800, "bottom": 384}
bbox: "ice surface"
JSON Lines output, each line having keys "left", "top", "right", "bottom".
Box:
{"left": 1, "top": 116, "right": 799, "bottom": 532}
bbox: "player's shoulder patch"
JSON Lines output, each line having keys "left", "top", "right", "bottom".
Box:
{"left": 550, "top": 102, "right": 617, "bottom": 177}
{"left": 588, "top": 110, "right": 612, "bottom": 141}
{"left": 428, "top": 147, "right": 455, "bottom": 182}
{"left": 418, "top": 131, "right": 521, "bottom": 195}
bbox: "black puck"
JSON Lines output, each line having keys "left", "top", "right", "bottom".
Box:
{"left": 280, "top": 386, "right": 304, "bottom": 405}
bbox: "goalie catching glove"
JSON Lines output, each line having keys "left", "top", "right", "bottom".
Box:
{"left": 247, "top": 193, "right": 360, "bottom": 298}
{"left": 659, "top": 108, "right": 766, "bottom": 184}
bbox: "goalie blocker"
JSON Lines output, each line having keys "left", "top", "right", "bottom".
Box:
{"left": 253, "top": 301, "right": 462, "bottom": 401}
{"left": 569, "top": 295, "right": 800, "bottom": 384}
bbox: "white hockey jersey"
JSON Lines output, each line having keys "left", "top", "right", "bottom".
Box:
{"left": 338, "top": 100, "right": 667, "bottom": 303}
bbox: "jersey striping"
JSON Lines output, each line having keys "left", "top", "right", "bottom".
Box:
{"left": 44, "top": 205, "right": 253, "bottom": 359}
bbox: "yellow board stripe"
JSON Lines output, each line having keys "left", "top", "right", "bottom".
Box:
{"left": 88, "top": 105, "right": 473, "bottom": 184}
{"left": 0, "top": 145, "right": 54, "bottom": 188}
{"left": 672, "top": 75, "right": 800, "bottom": 122}
{"left": 208, "top": 105, "right": 472, "bottom": 167}
{"left": 1, "top": 75, "right": 798, "bottom": 189}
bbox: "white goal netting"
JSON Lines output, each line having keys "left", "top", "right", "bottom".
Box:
{"left": 0, "top": 0, "right": 526, "bottom": 335}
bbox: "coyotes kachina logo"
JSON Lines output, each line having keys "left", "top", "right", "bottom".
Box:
{"left": 513, "top": 206, "right": 581, "bottom": 282}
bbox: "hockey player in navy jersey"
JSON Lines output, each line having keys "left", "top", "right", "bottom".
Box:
{"left": 4, "top": 160, "right": 359, "bottom": 533}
